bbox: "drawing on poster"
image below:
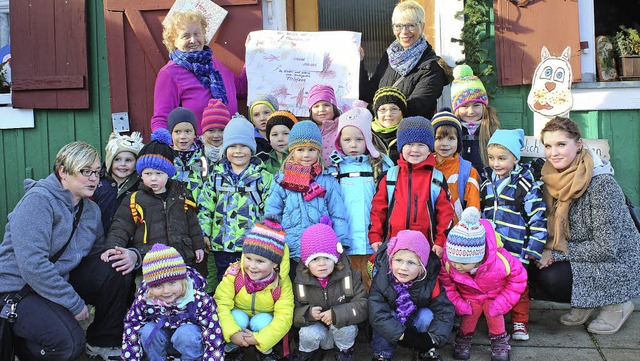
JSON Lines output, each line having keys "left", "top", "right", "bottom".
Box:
{"left": 163, "top": 0, "right": 228, "bottom": 44}
{"left": 246, "top": 30, "right": 361, "bottom": 117}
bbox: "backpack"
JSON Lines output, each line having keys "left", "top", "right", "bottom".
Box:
{"left": 129, "top": 191, "right": 196, "bottom": 244}
{"left": 457, "top": 156, "right": 473, "bottom": 209}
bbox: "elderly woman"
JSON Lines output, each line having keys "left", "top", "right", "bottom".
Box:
{"left": 360, "top": 0, "right": 448, "bottom": 119}
{"left": 533, "top": 116, "right": 640, "bottom": 335}
{"left": 0, "top": 142, "right": 131, "bottom": 360}
{"left": 151, "top": 10, "right": 247, "bottom": 135}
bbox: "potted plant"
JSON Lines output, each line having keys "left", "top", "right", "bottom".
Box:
{"left": 613, "top": 25, "right": 640, "bottom": 79}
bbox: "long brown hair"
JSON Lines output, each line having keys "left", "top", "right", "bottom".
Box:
{"left": 478, "top": 105, "right": 500, "bottom": 167}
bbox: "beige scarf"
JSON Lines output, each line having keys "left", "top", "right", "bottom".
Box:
{"left": 540, "top": 150, "right": 593, "bottom": 252}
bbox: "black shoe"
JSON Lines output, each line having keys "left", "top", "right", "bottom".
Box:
{"left": 259, "top": 351, "right": 280, "bottom": 361}
{"left": 372, "top": 356, "right": 391, "bottom": 361}
{"left": 416, "top": 348, "right": 443, "bottom": 361}
{"left": 289, "top": 349, "right": 316, "bottom": 361}
{"left": 334, "top": 347, "right": 354, "bottom": 361}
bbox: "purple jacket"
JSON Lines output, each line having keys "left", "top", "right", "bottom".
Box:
{"left": 151, "top": 57, "right": 247, "bottom": 135}
{"left": 438, "top": 219, "right": 527, "bottom": 317}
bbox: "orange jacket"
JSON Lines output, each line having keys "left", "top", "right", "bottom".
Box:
{"left": 434, "top": 154, "right": 481, "bottom": 224}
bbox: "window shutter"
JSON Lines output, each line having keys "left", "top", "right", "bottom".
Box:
{"left": 9, "top": 0, "right": 88, "bottom": 109}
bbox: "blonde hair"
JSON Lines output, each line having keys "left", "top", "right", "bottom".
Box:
{"left": 392, "top": 0, "right": 425, "bottom": 24}
{"left": 455, "top": 104, "right": 500, "bottom": 167}
{"left": 144, "top": 279, "right": 189, "bottom": 302}
{"left": 53, "top": 141, "right": 100, "bottom": 178}
{"left": 162, "top": 10, "right": 208, "bottom": 53}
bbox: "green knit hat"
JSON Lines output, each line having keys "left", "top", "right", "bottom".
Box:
{"left": 451, "top": 65, "right": 488, "bottom": 112}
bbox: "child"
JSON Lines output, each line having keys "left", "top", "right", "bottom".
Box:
{"left": 369, "top": 117, "right": 454, "bottom": 258}
{"left": 93, "top": 131, "right": 144, "bottom": 236}
{"left": 121, "top": 243, "right": 224, "bottom": 361}
{"left": 451, "top": 64, "right": 500, "bottom": 174}
{"left": 439, "top": 207, "right": 527, "bottom": 361}
{"left": 431, "top": 109, "right": 481, "bottom": 224}
{"left": 329, "top": 106, "right": 393, "bottom": 291}
{"left": 369, "top": 230, "right": 455, "bottom": 361}
{"left": 307, "top": 84, "right": 342, "bottom": 165}
{"left": 200, "top": 98, "right": 231, "bottom": 163}
{"left": 480, "top": 129, "right": 548, "bottom": 341}
{"left": 168, "top": 107, "right": 209, "bottom": 201}
{"left": 198, "top": 115, "right": 273, "bottom": 292}
{"left": 292, "top": 217, "right": 368, "bottom": 361}
{"left": 258, "top": 110, "right": 297, "bottom": 174}
{"left": 264, "top": 120, "right": 350, "bottom": 278}
{"left": 371, "top": 86, "right": 407, "bottom": 164}
{"left": 214, "top": 218, "right": 294, "bottom": 361}
{"left": 103, "top": 129, "right": 205, "bottom": 268}
{"left": 249, "top": 94, "right": 279, "bottom": 154}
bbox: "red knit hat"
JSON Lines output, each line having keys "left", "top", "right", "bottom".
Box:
{"left": 201, "top": 98, "right": 230, "bottom": 133}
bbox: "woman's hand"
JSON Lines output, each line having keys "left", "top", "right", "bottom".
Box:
{"left": 359, "top": 46, "right": 365, "bottom": 61}
{"left": 371, "top": 242, "right": 382, "bottom": 253}
{"left": 75, "top": 305, "right": 90, "bottom": 321}
{"left": 536, "top": 249, "right": 554, "bottom": 269}
{"left": 109, "top": 247, "right": 138, "bottom": 275}
{"left": 195, "top": 249, "right": 204, "bottom": 263}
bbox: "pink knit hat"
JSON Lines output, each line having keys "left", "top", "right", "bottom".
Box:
{"left": 300, "top": 215, "right": 344, "bottom": 267}
{"left": 307, "top": 84, "right": 337, "bottom": 109}
{"left": 201, "top": 98, "right": 230, "bottom": 133}
{"left": 334, "top": 106, "right": 380, "bottom": 158}
{"left": 386, "top": 230, "right": 430, "bottom": 268}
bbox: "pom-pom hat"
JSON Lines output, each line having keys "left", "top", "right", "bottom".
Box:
{"left": 451, "top": 65, "right": 488, "bottom": 113}
{"left": 431, "top": 108, "right": 463, "bottom": 153}
{"left": 222, "top": 114, "right": 258, "bottom": 155}
{"left": 288, "top": 120, "right": 323, "bottom": 152}
{"left": 334, "top": 107, "right": 380, "bottom": 158}
{"left": 446, "top": 207, "right": 486, "bottom": 264}
{"left": 373, "top": 87, "right": 407, "bottom": 117}
{"left": 136, "top": 129, "right": 176, "bottom": 177}
{"left": 142, "top": 243, "right": 187, "bottom": 287}
{"left": 300, "top": 215, "right": 343, "bottom": 267}
{"left": 307, "top": 84, "right": 337, "bottom": 108}
{"left": 242, "top": 216, "right": 287, "bottom": 264}
{"left": 167, "top": 107, "right": 198, "bottom": 133}
{"left": 397, "top": 116, "right": 435, "bottom": 152}
{"left": 105, "top": 131, "right": 144, "bottom": 174}
{"left": 201, "top": 98, "right": 231, "bottom": 133}
{"left": 487, "top": 129, "right": 525, "bottom": 160}
{"left": 387, "top": 230, "right": 431, "bottom": 268}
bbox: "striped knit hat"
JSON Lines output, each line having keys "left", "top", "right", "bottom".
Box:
{"left": 142, "top": 243, "right": 187, "bottom": 287}
{"left": 300, "top": 215, "right": 343, "bottom": 267}
{"left": 288, "top": 120, "right": 322, "bottom": 152}
{"left": 431, "top": 108, "right": 463, "bottom": 153}
{"left": 242, "top": 216, "right": 287, "bottom": 264}
{"left": 136, "top": 129, "right": 176, "bottom": 177}
{"left": 373, "top": 87, "right": 407, "bottom": 117}
{"left": 201, "top": 98, "right": 230, "bottom": 133}
{"left": 266, "top": 110, "right": 297, "bottom": 143}
{"left": 446, "top": 207, "right": 486, "bottom": 264}
{"left": 451, "top": 65, "right": 488, "bottom": 113}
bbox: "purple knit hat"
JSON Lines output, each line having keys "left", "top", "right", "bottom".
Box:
{"left": 387, "top": 230, "right": 430, "bottom": 268}
{"left": 334, "top": 106, "right": 380, "bottom": 158}
{"left": 307, "top": 84, "right": 337, "bottom": 108}
{"left": 142, "top": 243, "right": 187, "bottom": 287}
{"left": 300, "top": 215, "right": 344, "bottom": 267}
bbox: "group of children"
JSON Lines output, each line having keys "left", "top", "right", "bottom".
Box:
{"left": 90, "top": 64, "right": 549, "bottom": 361}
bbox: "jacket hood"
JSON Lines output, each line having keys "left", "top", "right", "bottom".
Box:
{"left": 24, "top": 173, "right": 75, "bottom": 210}
{"left": 589, "top": 147, "right": 614, "bottom": 177}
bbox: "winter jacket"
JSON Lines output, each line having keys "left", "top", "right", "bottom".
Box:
{"left": 258, "top": 149, "right": 287, "bottom": 175}
{"left": 107, "top": 179, "right": 204, "bottom": 266}
{"left": 369, "top": 154, "right": 455, "bottom": 247}
{"left": 264, "top": 171, "right": 351, "bottom": 259}
{"left": 197, "top": 158, "right": 273, "bottom": 252}
{"left": 480, "top": 163, "right": 548, "bottom": 263}
{"left": 173, "top": 141, "right": 209, "bottom": 202}
{"left": 254, "top": 128, "right": 273, "bottom": 155}
{"left": 460, "top": 126, "right": 484, "bottom": 175}
{"left": 122, "top": 268, "right": 224, "bottom": 361}
{"left": 360, "top": 42, "right": 447, "bottom": 119}
{"left": 439, "top": 219, "right": 527, "bottom": 317}
{"left": 213, "top": 246, "right": 294, "bottom": 353}
{"left": 92, "top": 172, "right": 140, "bottom": 236}
{"left": 151, "top": 59, "right": 247, "bottom": 136}
{"left": 368, "top": 242, "right": 454, "bottom": 347}
{"left": 372, "top": 129, "right": 400, "bottom": 164}
{"left": 293, "top": 253, "right": 368, "bottom": 328}
{"left": 0, "top": 174, "right": 105, "bottom": 316}
{"left": 329, "top": 152, "right": 394, "bottom": 255}
{"left": 434, "top": 154, "right": 481, "bottom": 224}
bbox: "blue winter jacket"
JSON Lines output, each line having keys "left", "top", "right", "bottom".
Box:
{"left": 480, "top": 163, "right": 548, "bottom": 264}
{"left": 265, "top": 171, "right": 350, "bottom": 259}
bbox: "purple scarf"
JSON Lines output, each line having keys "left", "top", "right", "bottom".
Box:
{"left": 244, "top": 271, "right": 276, "bottom": 294}
{"left": 393, "top": 277, "right": 417, "bottom": 325}
{"left": 387, "top": 36, "right": 428, "bottom": 77}
{"left": 170, "top": 46, "right": 228, "bottom": 105}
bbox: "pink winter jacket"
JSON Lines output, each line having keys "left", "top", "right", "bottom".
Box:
{"left": 438, "top": 219, "right": 527, "bottom": 317}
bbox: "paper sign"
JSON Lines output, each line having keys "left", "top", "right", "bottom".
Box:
{"left": 522, "top": 136, "right": 610, "bottom": 161}
{"left": 246, "top": 30, "right": 362, "bottom": 117}
{"left": 163, "top": 0, "right": 228, "bottom": 44}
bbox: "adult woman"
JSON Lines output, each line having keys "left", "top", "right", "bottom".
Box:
{"left": 151, "top": 10, "right": 247, "bottom": 135}
{"left": 0, "top": 142, "right": 131, "bottom": 360}
{"left": 534, "top": 116, "right": 640, "bottom": 335}
{"left": 359, "top": 0, "right": 448, "bottom": 119}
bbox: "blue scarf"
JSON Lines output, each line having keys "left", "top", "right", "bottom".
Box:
{"left": 387, "top": 36, "right": 428, "bottom": 77}
{"left": 170, "top": 46, "right": 228, "bottom": 105}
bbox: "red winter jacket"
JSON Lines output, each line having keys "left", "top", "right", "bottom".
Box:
{"left": 369, "top": 154, "right": 454, "bottom": 247}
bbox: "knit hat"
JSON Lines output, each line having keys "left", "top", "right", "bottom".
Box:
{"left": 222, "top": 114, "right": 257, "bottom": 155}
{"left": 487, "top": 129, "right": 525, "bottom": 160}
{"left": 167, "top": 107, "right": 198, "bottom": 133}
{"left": 105, "top": 131, "right": 144, "bottom": 174}
{"left": 431, "top": 108, "right": 463, "bottom": 153}
{"left": 446, "top": 207, "right": 486, "bottom": 264}
{"left": 397, "top": 116, "right": 435, "bottom": 152}
{"left": 288, "top": 120, "right": 322, "bottom": 152}
{"left": 373, "top": 87, "right": 407, "bottom": 117}
{"left": 242, "top": 216, "right": 287, "bottom": 264}
{"left": 307, "top": 84, "right": 337, "bottom": 108}
{"left": 386, "top": 230, "right": 431, "bottom": 268}
{"left": 334, "top": 107, "right": 380, "bottom": 158}
{"left": 201, "top": 98, "right": 231, "bottom": 133}
{"left": 136, "top": 129, "right": 176, "bottom": 177}
{"left": 300, "top": 215, "right": 343, "bottom": 267}
{"left": 249, "top": 94, "right": 279, "bottom": 122}
{"left": 142, "top": 243, "right": 187, "bottom": 288}
{"left": 266, "top": 111, "right": 297, "bottom": 142}
{"left": 451, "top": 65, "right": 488, "bottom": 113}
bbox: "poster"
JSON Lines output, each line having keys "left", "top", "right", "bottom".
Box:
{"left": 246, "top": 30, "right": 361, "bottom": 117}
{"left": 163, "top": 0, "right": 228, "bottom": 44}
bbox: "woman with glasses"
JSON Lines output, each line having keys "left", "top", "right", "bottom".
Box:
{"left": 360, "top": 0, "right": 449, "bottom": 119}
{"left": 0, "top": 141, "right": 131, "bottom": 361}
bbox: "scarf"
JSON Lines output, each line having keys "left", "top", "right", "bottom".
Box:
{"left": 371, "top": 119, "right": 399, "bottom": 134}
{"left": 280, "top": 162, "right": 326, "bottom": 200}
{"left": 317, "top": 276, "right": 329, "bottom": 289}
{"left": 541, "top": 149, "right": 593, "bottom": 252}
{"left": 393, "top": 277, "right": 417, "bottom": 325}
{"left": 244, "top": 270, "right": 276, "bottom": 295}
{"left": 387, "top": 36, "right": 428, "bottom": 77}
{"left": 170, "top": 46, "right": 228, "bottom": 105}
{"left": 462, "top": 121, "right": 480, "bottom": 137}
{"left": 204, "top": 144, "right": 222, "bottom": 163}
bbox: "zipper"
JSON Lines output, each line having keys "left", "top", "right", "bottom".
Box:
{"left": 406, "top": 164, "right": 413, "bottom": 229}
{"left": 413, "top": 194, "right": 419, "bottom": 223}
{"left": 492, "top": 181, "right": 498, "bottom": 222}
{"left": 426, "top": 200, "right": 435, "bottom": 246}
{"left": 251, "top": 292, "right": 256, "bottom": 315}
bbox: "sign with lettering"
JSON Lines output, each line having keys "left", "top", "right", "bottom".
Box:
{"left": 522, "top": 136, "right": 610, "bottom": 160}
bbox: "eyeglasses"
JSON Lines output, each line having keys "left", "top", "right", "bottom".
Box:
{"left": 78, "top": 169, "right": 102, "bottom": 178}
{"left": 377, "top": 106, "right": 402, "bottom": 115}
{"left": 392, "top": 22, "right": 420, "bottom": 32}
{"left": 391, "top": 258, "right": 421, "bottom": 269}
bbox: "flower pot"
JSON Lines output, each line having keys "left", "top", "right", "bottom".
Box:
{"left": 618, "top": 56, "right": 640, "bottom": 80}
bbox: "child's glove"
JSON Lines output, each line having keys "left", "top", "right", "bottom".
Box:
{"left": 398, "top": 326, "right": 434, "bottom": 351}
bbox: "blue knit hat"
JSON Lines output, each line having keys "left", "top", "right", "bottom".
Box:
{"left": 288, "top": 120, "right": 322, "bottom": 152}
{"left": 167, "top": 107, "right": 198, "bottom": 133}
{"left": 487, "top": 129, "right": 525, "bottom": 160}
{"left": 431, "top": 108, "right": 463, "bottom": 153}
{"left": 397, "top": 116, "right": 435, "bottom": 152}
{"left": 446, "top": 207, "right": 486, "bottom": 264}
{"left": 222, "top": 114, "right": 258, "bottom": 155}
{"left": 136, "top": 129, "right": 176, "bottom": 177}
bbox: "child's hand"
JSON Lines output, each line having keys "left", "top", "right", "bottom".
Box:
{"left": 203, "top": 237, "right": 211, "bottom": 254}
{"left": 371, "top": 242, "right": 382, "bottom": 253}
{"left": 243, "top": 330, "right": 258, "bottom": 345}
{"left": 432, "top": 245, "right": 443, "bottom": 258}
{"left": 310, "top": 306, "right": 323, "bottom": 321}
{"left": 100, "top": 249, "right": 116, "bottom": 263}
{"left": 319, "top": 310, "right": 333, "bottom": 326}
{"left": 195, "top": 249, "right": 204, "bottom": 263}
{"left": 230, "top": 331, "right": 249, "bottom": 347}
